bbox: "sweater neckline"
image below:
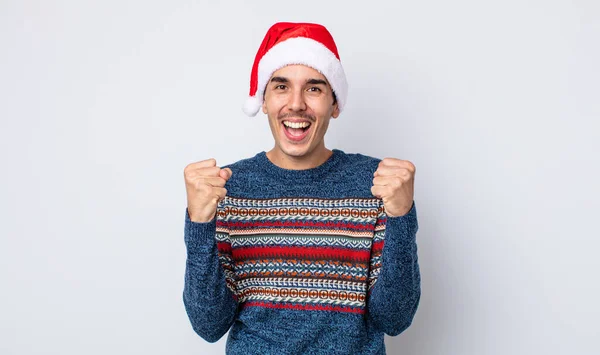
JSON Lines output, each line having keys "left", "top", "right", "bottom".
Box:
{"left": 255, "top": 149, "right": 343, "bottom": 180}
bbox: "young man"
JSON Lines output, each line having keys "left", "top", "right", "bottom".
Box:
{"left": 183, "top": 22, "right": 420, "bottom": 354}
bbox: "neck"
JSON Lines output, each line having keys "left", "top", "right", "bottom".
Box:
{"left": 266, "top": 145, "right": 332, "bottom": 170}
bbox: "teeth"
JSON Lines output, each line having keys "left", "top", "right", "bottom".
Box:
{"left": 283, "top": 121, "right": 311, "bottom": 129}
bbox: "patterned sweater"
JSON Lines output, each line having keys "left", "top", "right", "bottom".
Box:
{"left": 183, "top": 149, "right": 421, "bottom": 354}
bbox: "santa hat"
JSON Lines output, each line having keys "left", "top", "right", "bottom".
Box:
{"left": 242, "top": 22, "right": 348, "bottom": 117}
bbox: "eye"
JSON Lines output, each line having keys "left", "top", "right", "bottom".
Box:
{"left": 275, "top": 84, "right": 287, "bottom": 90}
{"left": 308, "top": 87, "right": 322, "bottom": 92}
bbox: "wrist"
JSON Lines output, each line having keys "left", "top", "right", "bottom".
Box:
{"left": 187, "top": 208, "right": 216, "bottom": 223}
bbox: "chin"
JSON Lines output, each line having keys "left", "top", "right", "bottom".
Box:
{"left": 275, "top": 140, "right": 312, "bottom": 157}
{"left": 281, "top": 146, "right": 310, "bottom": 158}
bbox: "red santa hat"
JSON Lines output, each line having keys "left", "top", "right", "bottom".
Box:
{"left": 242, "top": 22, "right": 348, "bottom": 117}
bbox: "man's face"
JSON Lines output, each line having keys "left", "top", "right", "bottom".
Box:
{"left": 262, "top": 64, "right": 340, "bottom": 160}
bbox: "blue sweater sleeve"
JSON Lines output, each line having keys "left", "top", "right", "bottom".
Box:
{"left": 367, "top": 200, "right": 421, "bottom": 336}
{"left": 182, "top": 207, "right": 238, "bottom": 342}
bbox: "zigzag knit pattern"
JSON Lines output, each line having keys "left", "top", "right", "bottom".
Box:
{"left": 214, "top": 196, "right": 387, "bottom": 314}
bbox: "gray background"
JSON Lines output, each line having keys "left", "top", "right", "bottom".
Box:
{"left": 1, "top": 0, "right": 599, "bottom": 354}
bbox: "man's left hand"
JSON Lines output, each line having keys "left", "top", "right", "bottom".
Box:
{"left": 371, "top": 158, "right": 416, "bottom": 217}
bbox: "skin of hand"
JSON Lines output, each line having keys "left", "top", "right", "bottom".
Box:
{"left": 371, "top": 158, "right": 416, "bottom": 217}
{"left": 184, "top": 158, "right": 233, "bottom": 223}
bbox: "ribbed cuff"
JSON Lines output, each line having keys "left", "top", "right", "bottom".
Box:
{"left": 184, "top": 207, "right": 217, "bottom": 251}
{"left": 384, "top": 201, "right": 418, "bottom": 242}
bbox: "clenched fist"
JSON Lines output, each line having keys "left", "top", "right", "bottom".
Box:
{"left": 184, "top": 158, "right": 232, "bottom": 223}
{"left": 371, "top": 158, "right": 415, "bottom": 217}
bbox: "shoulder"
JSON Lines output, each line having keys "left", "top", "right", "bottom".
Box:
{"left": 221, "top": 153, "right": 259, "bottom": 173}
{"left": 336, "top": 149, "right": 382, "bottom": 174}
{"left": 332, "top": 149, "right": 383, "bottom": 194}
{"left": 220, "top": 152, "right": 264, "bottom": 192}
{"left": 326, "top": 149, "right": 383, "bottom": 198}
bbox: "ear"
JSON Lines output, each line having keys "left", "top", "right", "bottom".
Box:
{"left": 331, "top": 103, "right": 340, "bottom": 119}
{"left": 262, "top": 98, "right": 267, "bottom": 114}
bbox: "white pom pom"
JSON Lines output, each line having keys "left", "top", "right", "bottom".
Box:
{"left": 242, "top": 96, "right": 261, "bottom": 117}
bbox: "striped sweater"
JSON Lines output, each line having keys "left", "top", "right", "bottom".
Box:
{"left": 183, "top": 149, "right": 420, "bottom": 354}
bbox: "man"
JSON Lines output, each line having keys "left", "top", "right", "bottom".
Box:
{"left": 183, "top": 22, "right": 420, "bottom": 354}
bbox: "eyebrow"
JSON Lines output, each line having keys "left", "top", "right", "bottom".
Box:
{"left": 269, "top": 77, "right": 328, "bottom": 86}
{"left": 306, "top": 79, "right": 328, "bottom": 86}
{"left": 270, "top": 76, "right": 289, "bottom": 83}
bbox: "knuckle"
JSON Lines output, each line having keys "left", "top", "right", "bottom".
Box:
{"left": 200, "top": 166, "right": 218, "bottom": 176}
{"left": 184, "top": 172, "right": 196, "bottom": 183}
{"left": 198, "top": 183, "right": 212, "bottom": 194}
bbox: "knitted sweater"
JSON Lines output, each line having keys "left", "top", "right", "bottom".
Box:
{"left": 183, "top": 149, "right": 421, "bottom": 355}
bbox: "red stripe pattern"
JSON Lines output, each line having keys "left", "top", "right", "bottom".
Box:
{"left": 214, "top": 196, "right": 387, "bottom": 314}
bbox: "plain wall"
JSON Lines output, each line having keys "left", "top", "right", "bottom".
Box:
{"left": 1, "top": 1, "right": 598, "bottom": 354}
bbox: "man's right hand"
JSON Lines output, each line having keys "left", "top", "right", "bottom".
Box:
{"left": 184, "top": 158, "right": 233, "bottom": 223}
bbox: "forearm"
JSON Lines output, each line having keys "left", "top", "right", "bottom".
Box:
{"left": 183, "top": 208, "right": 238, "bottom": 342}
{"left": 368, "top": 202, "right": 421, "bottom": 336}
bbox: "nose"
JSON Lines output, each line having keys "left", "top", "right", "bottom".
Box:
{"left": 287, "top": 88, "right": 307, "bottom": 112}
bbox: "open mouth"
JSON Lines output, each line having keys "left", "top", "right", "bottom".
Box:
{"left": 281, "top": 120, "right": 312, "bottom": 142}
